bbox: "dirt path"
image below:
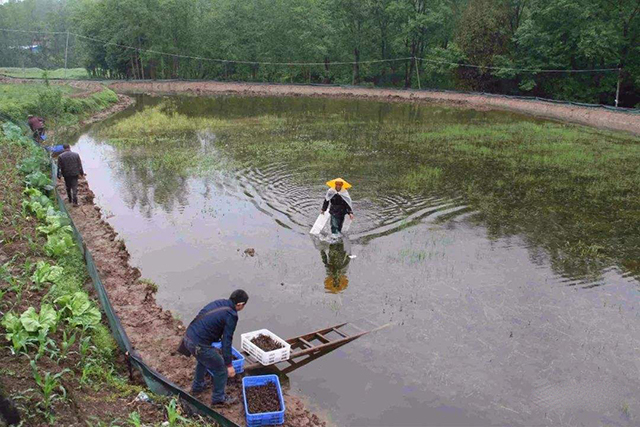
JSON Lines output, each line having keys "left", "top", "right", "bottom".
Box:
{"left": 105, "top": 80, "right": 640, "bottom": 135}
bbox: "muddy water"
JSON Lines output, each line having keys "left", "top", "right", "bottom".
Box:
{"left": 74, "top": 96, "right": 639, "bottom": 426}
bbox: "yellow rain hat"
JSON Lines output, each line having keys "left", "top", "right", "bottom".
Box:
{"left": 326, "top": 178, "right": 352, "bottom": 190}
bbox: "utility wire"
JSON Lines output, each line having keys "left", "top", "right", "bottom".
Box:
{"left": 74, "top": 33, "right": 412, "bottom": 66}
{"left": 419, "top": 56, "right": 620, "bottom": 73}
{"left": 1, "top": 27, "right": 621, "bottom": 73}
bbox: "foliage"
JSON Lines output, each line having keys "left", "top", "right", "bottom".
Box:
{"left": 18, "top": 155, "right": 50, "bottom": 176}
{"left": 101, "top": 104, "right": 226, "bottom": 142}
{"left": 397, "top": 165, "right": 443, "bottom": 191}
{"left": 19, "top": 305, "right": 58, "bottom": 334}
{"left": 37, "top": 215, "right": 72, "bottom": 236}
{"left": 25, "top": 171, "right": 54, "bottom": 192}
{"left": 0, "top": 83, "right": 118, "bottom": 130}
{"left": 166, "top": 398, "right": 189, "bottom": 426}
{"left": 127, "top": 411, "right": 142, "bottom": 427}
{"left": 30, "top": 359, "right": 70, "bottom": 422}
{"left": 44, "top": 232, "right": 75, "bottom": 258}
{"left": 1, "top": 304, "right": 58, "bottom": 354}
{"left": 1, "top": 0, "right": 638, "bottom": 104}
{"left": 55, "top": 291, "right": 102, "bottom": 330}
{"left": 31, "top": 261, "right": 64, "bottom": 288}
{"left": 0, "top": 67, "right": 90, "bottom": 79}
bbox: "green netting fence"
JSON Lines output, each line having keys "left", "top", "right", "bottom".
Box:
{"left": 49, "top": 160, "right": 238, "bottom": 427}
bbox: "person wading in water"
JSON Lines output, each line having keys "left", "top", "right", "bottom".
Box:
{"left": 321, "top": 178, "right": 354, "bottom": 235}
{"left": 180, "top": 289, "right": 249, "bottom": 406}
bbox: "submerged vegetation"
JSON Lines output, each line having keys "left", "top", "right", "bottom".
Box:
{"left": 102, "top": 105, "right": 226, "bottom": 142}
{"left": 98, "top": 97, "right": 640, "bottom": 282}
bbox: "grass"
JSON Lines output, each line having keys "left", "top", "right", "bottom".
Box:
{"left": 0, "top": 67, "right": 90, "bottom": 79}
{"left": 0, "top": 82, "right": 119, "bottom": 136}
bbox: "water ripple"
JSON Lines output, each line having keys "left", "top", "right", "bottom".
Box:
{"left": 219, "top": 160, "right": 469, "bottom": 240}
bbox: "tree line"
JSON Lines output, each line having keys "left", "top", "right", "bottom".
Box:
{"left": 1, "top": 0, "right": 639, "bottom": 107}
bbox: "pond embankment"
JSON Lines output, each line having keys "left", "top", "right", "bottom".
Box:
{"left": 5, "top": 76, "right": 639, "bottom": 135}
{"left": 104, "top": 80, "right": 640, "bottom": 136}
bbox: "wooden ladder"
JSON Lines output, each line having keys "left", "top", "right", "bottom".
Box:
{"left": 243, "top": 321, "right": 390, "bottom": 374}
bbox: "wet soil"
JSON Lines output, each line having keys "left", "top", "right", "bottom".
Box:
{"left": 245, "top": 382, "right": 282, "bottom": 414}
{"left": 251, "top": 334, "right": 285, "bottom": 352}
{"left": 56, "top": 181, "right": 325, "bottom": 427}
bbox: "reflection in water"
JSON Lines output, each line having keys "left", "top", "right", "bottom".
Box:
{"left": 314, "top": 237, "right": 352, "bottom": 294}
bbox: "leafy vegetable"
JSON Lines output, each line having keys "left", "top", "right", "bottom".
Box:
{"left": 1, "top": 312, "right": 21, "bottom": 337}
{"left": 37, "top": 213, "right": 71, "bottom": 236}
{"left": 18, "top": 156, "right": 49, "bottom": 175}
{"left": 22, "top": 199, "right": 55, "bottom": 221}
{"left": 55, "top": 292, "right": 101, "bottom": 329}
{"left": 31, "top": 261, "right": 64, "bottom": 287}
{"left": 1, "top": 306, "right": 59, "bottom": 354}
{"left": 44, "top": 232, "right": 75, "bottom": 257}
{"left": 25, "top": 170, "right": 54, "bottom": 192}
{"left": 19, "top": 305, "right": 58, "bottom": 334}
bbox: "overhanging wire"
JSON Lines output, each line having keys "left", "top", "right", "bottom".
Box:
{"left": 0, "top": 27, "right": 621, "bottom": 73}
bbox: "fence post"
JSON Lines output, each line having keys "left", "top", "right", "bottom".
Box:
{"left": 64, "top": 31, "right": 70, "bottom": 80}
{"left": 615, "top": 68, "right": 621, "bottom": 107}
{"left": 414, "top": 57, "right": 421, "bottom": 90}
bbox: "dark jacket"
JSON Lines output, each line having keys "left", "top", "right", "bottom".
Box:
{"left": 186, "top": 299, "right": 238, "bottom": 366}
{"left": 28, "top": 116, "right": 44, "bottom": 131}
{"left": 322, "top": 193, "right": 353, "bottom": 217}
{"left": 57, "top": 151, "right": 84, "bottom": 178}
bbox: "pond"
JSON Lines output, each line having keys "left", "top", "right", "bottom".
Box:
{"left": 73, "top": 95, "right": 639, "bottom": 426}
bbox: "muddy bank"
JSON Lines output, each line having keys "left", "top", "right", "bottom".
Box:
{"left": 105, "top": 80, "right": 640, "bottom": 135}
{"left": 78, "top": 93, "right": 134, "bottom": 126}
{"left": 48, "top": 93, "right": 133, "bottom": 145}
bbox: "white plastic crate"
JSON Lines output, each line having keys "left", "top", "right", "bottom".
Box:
{"left": 241, "top": 329, "right": 291, "bottom": 366}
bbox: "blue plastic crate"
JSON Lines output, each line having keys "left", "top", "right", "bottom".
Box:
{"left": 242, "top": 375, "right": 285, "bottom": 426}
{"left": 210, "top": 342, "right": 245, "bottom": 374}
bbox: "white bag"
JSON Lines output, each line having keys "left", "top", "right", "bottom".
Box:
{"left": 341, "top": 215, "right": 352, "bottom": 233}
{"left": 310, "top": 211, "right": 330, "bottom": 235}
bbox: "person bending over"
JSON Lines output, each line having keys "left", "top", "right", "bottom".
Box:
{"left": 183, "top": 289, "right": 249, "bottom": 406}
{"left": 27, "top": 115, "right": 45, "bottom": 142}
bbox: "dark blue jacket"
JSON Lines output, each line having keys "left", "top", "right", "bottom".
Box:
{"left": 186, "top": 299, "right": 238, "bottom": 366}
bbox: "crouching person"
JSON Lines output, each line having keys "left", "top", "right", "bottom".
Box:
{"left": 181, "top": 289, "right": 249, "bottom": 406}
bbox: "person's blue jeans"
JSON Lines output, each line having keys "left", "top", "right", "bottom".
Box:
{"left": 185, "top": 337, "right": 228, "bottom": 403}
{"left": 330, "top": 214, "right": 345, "bottom": 234}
